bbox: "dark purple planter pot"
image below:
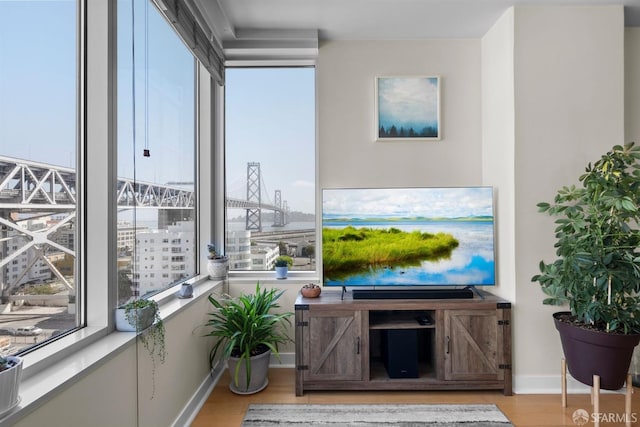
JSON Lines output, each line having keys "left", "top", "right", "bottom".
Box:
{"left": 554, "top": 312, "right": 640, "bottom": 390}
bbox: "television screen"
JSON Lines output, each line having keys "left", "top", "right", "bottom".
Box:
{"left": 322, "top": 187, "right": 496, "bottom": 288}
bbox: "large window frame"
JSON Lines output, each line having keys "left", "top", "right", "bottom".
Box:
{"left": 0, "top": 0, "right": 82, "bottom": 357}
{"left": 116, "top": 0, "right": 199, "bottom": 303}
{"left": 222, "top": 64, "right": 318, "bottom": 281}
{"left": 0, "top": 1, "right": 316, "bottom": 421}
{"left": 12, "top": 0, "right": 214, "bottom": 385}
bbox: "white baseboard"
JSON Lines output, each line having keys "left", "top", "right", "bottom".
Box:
{"left": 270, "top": 351, "right": 295, "bottom": 368}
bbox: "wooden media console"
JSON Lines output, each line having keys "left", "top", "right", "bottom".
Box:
{"left": 294, "top": 290, "right": 512, "bottom": 396}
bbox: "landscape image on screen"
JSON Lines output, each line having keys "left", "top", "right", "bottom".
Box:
{"left": 322, "top": 187, "right": 495, "bottom": 287}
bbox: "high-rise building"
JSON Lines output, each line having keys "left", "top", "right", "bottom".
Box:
{"left": 132, "top": 221, "right": 195, "bottom": 296}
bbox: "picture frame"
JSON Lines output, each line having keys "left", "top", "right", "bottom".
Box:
{"left": 375, "top": 76, "right": 441, "bottom": 141}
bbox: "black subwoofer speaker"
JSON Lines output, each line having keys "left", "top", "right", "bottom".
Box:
{"left": 382, "top": 329, "right": 418, "bottom": 378}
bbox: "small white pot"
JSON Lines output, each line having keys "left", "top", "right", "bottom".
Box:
{"left": 115, "top": 304, "right": 156, "bottom": 332}
{"left": 207, "top": 257, "right": 228, "bottom": 280}
{"left": 0, "top": 356, "right": 22, "bottom": 416}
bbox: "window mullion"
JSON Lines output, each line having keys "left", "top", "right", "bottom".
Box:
{"left": 85, "top": 0, "right": 118, "bottom": 327}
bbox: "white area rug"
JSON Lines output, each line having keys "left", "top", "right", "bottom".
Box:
{"left": 241, "top": 403, "right": 514, "bottom": 426}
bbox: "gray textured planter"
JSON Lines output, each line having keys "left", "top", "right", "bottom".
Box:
{"left": 207, "top": 257, "right": 228, "bottom": 280}
{"left": 227, "top": 349, "right": 271, "bottom": 394}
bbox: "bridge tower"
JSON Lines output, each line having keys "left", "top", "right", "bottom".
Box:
{"left": 283, "top": 200, "right": 289, "bottom": 225}
{"left": 245, "top": 162, "right": 262, "bottom": 231}
{"left": 273, "top": 190, "right": 284, "bottom": 227}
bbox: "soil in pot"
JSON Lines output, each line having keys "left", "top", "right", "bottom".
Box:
{"left": 554, "top": 312, "right": 640, "bottom": 390}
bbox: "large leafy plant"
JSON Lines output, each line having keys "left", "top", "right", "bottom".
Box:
{"left": 205, "top": 283, "right": 292, "bottom": 388}
{"left": 532, "top": 142, "right": 640, "bottom": 334}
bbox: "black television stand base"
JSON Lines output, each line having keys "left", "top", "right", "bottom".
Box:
{"left": 351, "top": 288, "right": 475, "bottom": 300}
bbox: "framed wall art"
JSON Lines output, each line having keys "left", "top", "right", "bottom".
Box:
{"left": 375, "top": 76, "right": 441, "bottom": 141}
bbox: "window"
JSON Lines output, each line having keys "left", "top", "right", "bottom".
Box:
{"left": 225, "top": 67, "right": 316, "bottom": 272}
{"left": 117, "top": 0, "right": 197, "bottom": 302}
{"left": 0, "top": 0, "right": 79, "bottom": 354}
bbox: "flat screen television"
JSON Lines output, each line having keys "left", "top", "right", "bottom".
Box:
{"left": 322, "top": 187, "right": 496, "bottom": 291}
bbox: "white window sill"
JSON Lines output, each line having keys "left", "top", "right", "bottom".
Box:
{"left": 227, "top": 270, "right": 320, "bottom": 285}
{"left": 0, "top": 277, "right": 222, "bottom": 427}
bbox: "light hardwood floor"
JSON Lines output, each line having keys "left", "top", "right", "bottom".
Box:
{"left": 191, "top": 368, "right": 640, "bottom": 427}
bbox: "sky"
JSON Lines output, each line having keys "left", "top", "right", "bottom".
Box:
{"left": 322, "top": 187, "right": 494, "bottom": 219}
{"left": 116, "top": 0, "right": 196, "bottom": 187}
{"left": 0, "top": 1, "right": 316, "bottom": 216}
{"left": 0, "top": 1, "right": 76, "bottom": 166}
{"left": 225, "top": 67, "right": 316, "bottom": 215}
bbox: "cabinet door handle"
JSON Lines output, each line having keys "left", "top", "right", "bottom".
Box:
{"left": 356, "top": 337, "right": 360, "bottom": 355}
{"left": 446, "top": 336, "right": 450, "bottom": 354}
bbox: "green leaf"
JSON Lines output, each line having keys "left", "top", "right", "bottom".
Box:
{"left": 537, "top": 202, "right": 551, "bottom": 212}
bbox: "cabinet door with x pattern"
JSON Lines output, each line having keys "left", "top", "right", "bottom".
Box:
{"left": 300, "top": 309, "right": 366, "bottom": 381}
{"left": 443, "top": 309, "right": 505, "bottom": 381}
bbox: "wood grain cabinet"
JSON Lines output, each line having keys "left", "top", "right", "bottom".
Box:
{"left": 295, "top": 291, "right": 512, "bottom": 396}
{"left": 300, "top": 309, "right": 365, "bottom": 382}
{"left": 443, "top": 309, "right": 506, "bottom": 382}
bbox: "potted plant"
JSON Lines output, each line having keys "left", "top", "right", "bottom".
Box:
{"left": 274, "top": 255, "right": 293, "bottom": 280}
{"left": 205, "top": 283, "right": 292, "bottom": 394}
{"left": 0, "top": 355, "right": 22, "bottom": 416}
{"left": 115, "top": 299, "right": 158, "bottom": 332}
{"left": 301, "top": 282, "right": 322, "bottom": 298}
{"left": 532, "top": 142, "right": 640, "bottom": 390}
{"left": 115, "top": 299, "right": 167, "bottom": 397}
{"left": 207, "top": 244, "right": 228, "bottom": 280}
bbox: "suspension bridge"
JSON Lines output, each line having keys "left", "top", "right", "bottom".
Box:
{"left": 0, "top": 156, "right": 289, "bottom": 298}
{"left": 0, "top": 156, "right": 288, "bottom": 224}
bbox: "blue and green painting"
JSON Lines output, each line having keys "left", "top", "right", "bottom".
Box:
{"left": 377, "top": 76, "right": 439, "bottom": 139}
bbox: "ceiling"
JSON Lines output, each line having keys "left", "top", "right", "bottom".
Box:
{"left": 195, "top": 0, "right": 640, "bottom": 42}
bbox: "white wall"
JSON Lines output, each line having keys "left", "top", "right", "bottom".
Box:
{"left": 626, "top": 28, "right": 640, "bottom": 143}
{"left": 481, "top": 8, "right": 516, "bottom": 304}
{"left": 14, "top": 346, "right": 138, "bottom": 427}
{"left": 482, "top": 5, "right": 626, "bottom": 393}
{"left": 12, "top": 286, "right": 218, "bottom": 427}
{"left": 512, "top": 6, "right": 624, "bottom": 391}
{"left": 318, "top": 39, "right": 482, "bottom": 188}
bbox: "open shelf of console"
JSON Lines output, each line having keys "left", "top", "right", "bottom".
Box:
{"left": 369, "top": 309, "right": 436, "bottom": 329}
{"left": 294, "top": 289, "right": 512, "bottom": 396}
